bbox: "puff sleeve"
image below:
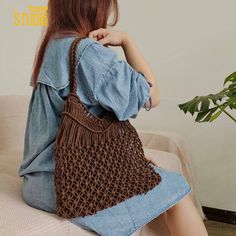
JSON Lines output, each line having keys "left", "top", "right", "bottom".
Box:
{"left": 79, "top": 41, "right": 152, "bottom": 121}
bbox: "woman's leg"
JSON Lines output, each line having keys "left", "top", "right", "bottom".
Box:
{"left": 165, "top": 193, "right": 208, "bottom": 236}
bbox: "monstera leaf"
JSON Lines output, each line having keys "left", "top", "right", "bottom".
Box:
{"left": 179, "top": 71, "right": 236, "bottom": 123}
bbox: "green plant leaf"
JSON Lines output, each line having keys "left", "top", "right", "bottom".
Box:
{"left": 228, "top": 83, "right": 236, "bottom": 90}
{"left": 226, "top": 88, "right": 236, "bottom": 98}
{"left": 208, "top": 93, "right": 224, "bottom": 103}
{"left": 188, "top": 97, "right": 201, "bottom": 115}
{"left": 179, "top": 96, "right": 200, "bottom": 115}
{"left": 195, "top": 110, "right": 210, "bottom": 122}
{"left": 178, "top": 101, "right": 191, "bottom": 114}
{"left": 227, "top": 97, "right": 236, "bottom": 109}
{"left": 224, "top": 71, "right": 236, "bottom": 86}
{"left": 200, "top": 97, "right": 210, "bottom": 111}
{"left": 201, "top": 107, "right": 218, "bottom": 122}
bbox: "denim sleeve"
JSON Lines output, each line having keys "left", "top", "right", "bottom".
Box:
{"left": 79, "top": 42, "right": 152, "bottom": 121}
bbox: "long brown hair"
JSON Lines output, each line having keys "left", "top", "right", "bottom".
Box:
{"left": 31, "top": 0, "right": 119, "bottom": 89}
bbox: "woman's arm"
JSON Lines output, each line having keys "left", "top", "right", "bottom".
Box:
{"left": 121, "top": 34, "right": 160, "bottom": 108}
{"left": 89, "top": 28, "right": 160, "bottom": 109}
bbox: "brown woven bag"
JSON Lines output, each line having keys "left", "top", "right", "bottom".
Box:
{"left": 54, "top": 36, "right": 162, "bottom": 219}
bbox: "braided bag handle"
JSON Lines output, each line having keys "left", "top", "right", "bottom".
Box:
{"left": 69, "top": 36, "right": 87, "bottom": 95}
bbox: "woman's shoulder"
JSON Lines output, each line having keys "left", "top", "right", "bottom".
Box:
{"left": 33, "top": 36, "right": 118, "bottom": 90}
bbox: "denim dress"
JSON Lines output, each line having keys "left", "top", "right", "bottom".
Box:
{"left": 18, "top": 36, "right": 192, "bottom": 236}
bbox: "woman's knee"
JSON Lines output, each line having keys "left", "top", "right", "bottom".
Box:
{"left": 166, "top": 192, "right": 192, "bottom": 213}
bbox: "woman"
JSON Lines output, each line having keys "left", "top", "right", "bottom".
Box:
{"left": 18, "top": 0, "right": 208, "bottom": 235}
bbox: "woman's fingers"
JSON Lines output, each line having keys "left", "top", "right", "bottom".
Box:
{"left": 89, "top": 28, "right": 127, "bottom": 46}
{"left": 89, "top": 28, "right": 108, "bottom": 40}
{"left": 98, "top": 36, "right": 110, "bottom": 45}
{"left": 89, "top": 29, "right": 110, "bottom": 45}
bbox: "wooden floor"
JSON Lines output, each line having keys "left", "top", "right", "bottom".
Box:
{"left": 204, "top": 220, "right": 236, "bottom": 236}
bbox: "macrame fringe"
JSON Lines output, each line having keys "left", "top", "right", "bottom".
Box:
{"left": 54, "top": 93, "right": 133, "bottom": 148}
{"left": 56, "top": 113, "right": 130, "bottom": 147}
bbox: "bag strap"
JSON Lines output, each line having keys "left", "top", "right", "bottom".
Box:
{"left": 69, "top": 36, "right": 87, "bottom": 94}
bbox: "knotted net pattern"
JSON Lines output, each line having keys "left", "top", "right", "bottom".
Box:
{"left": 54, "top": 37, "right": 162, "bottom": 219}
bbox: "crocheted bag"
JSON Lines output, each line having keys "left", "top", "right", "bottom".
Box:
{"left": 54, "top": 36, "right": 162, "bottom": 219}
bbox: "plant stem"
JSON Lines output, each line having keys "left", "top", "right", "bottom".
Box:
{"left": 215, "top": 102, "right": 236, "bottom": 123}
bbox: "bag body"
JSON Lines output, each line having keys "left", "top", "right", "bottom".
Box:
{"left": 54, "top": 37, "right": 162, "bottom": 219}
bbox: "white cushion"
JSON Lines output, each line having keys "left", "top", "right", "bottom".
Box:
{"left": 0, "top": 173, "right": 96, "bottom": 236}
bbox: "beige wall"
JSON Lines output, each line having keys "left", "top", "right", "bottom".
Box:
{"left": 1, "top": 0, "right": 236, "bottom": 211}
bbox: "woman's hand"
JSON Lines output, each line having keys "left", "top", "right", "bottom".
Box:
{"left": 88, "top": 28, "right": 128, "bottom": 46}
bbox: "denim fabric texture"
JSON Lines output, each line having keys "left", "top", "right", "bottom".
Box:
{"left": 18, "top": 36, "right": 192, "bottom": 236}
{"left": 22, "top": 165, "right": 192, "bottom": 236}
{"left": 18, "top": 36, "right": 152, "bottom": 177}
